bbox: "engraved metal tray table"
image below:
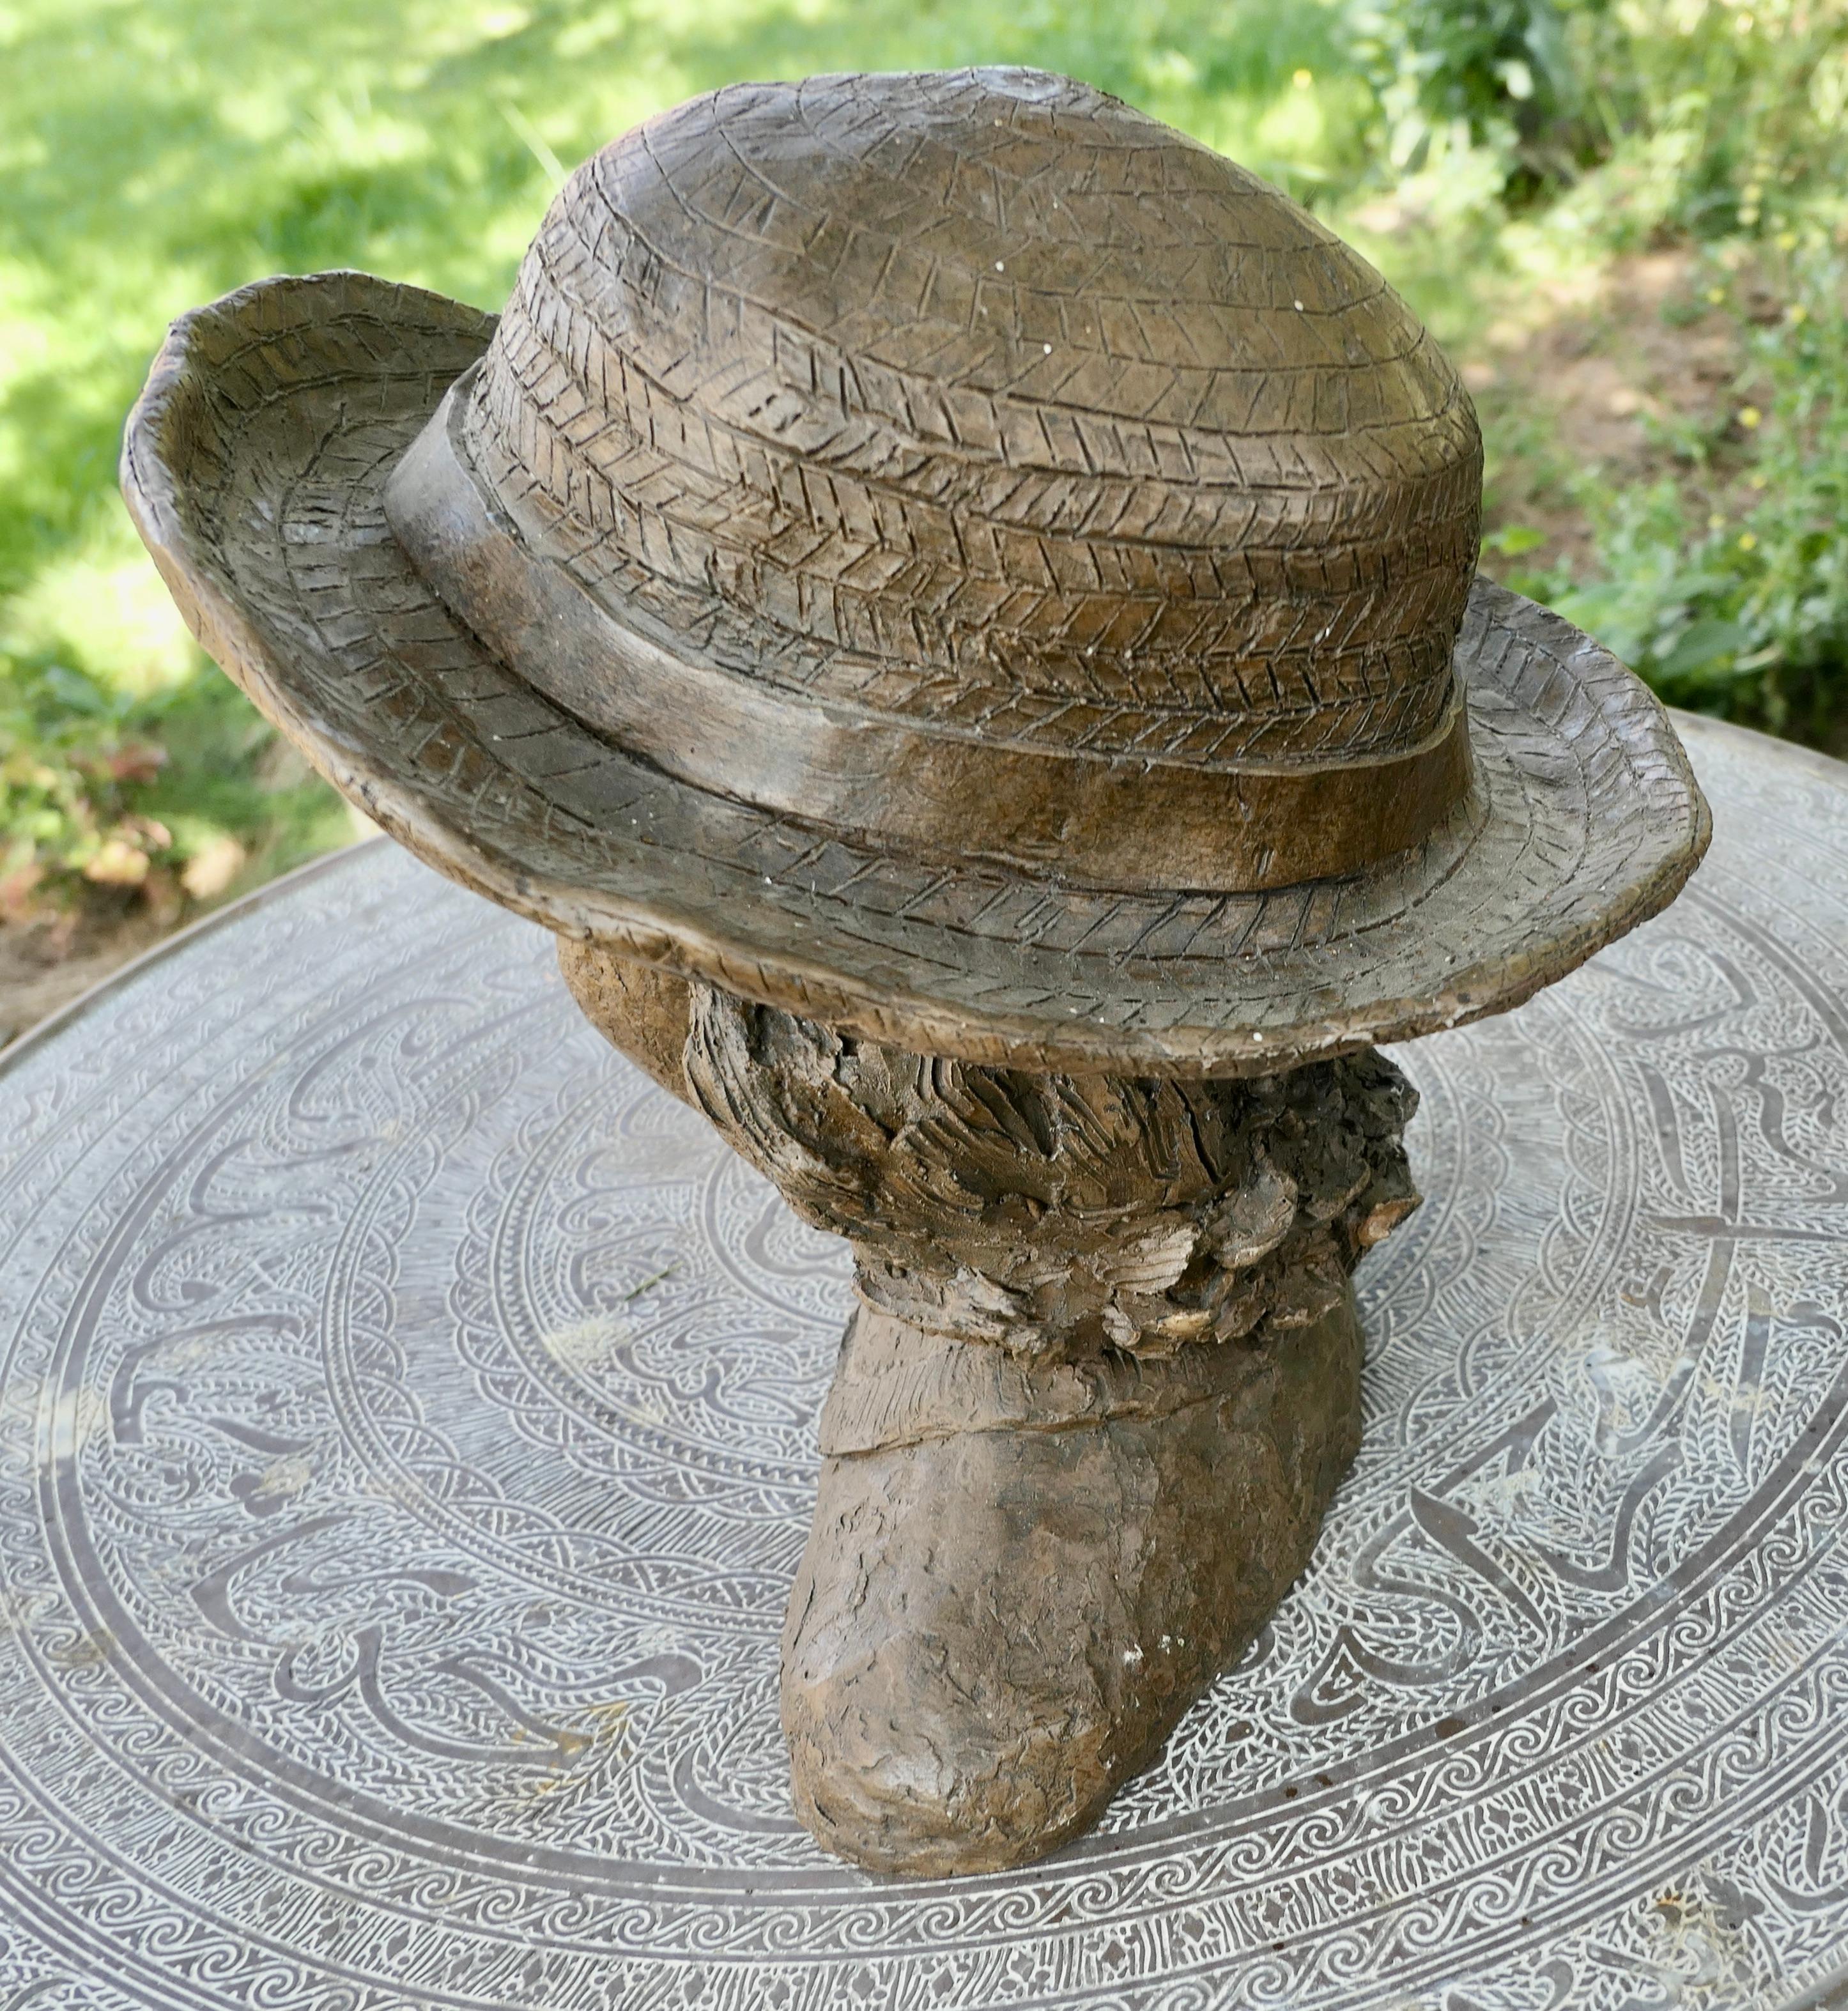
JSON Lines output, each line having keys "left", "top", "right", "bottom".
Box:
{"left": 3, "top": 713, "right": 1847, "bottom": 2010}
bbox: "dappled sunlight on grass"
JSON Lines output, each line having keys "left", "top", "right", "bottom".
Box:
{"left": 0, "top": 0, "right": 1365, "bottom": 677}
{"left": 6, "top": 544, "right": 197, "bottom": 697}
{"left": 1, "top": 0, "right": 1846, "bottom": 962}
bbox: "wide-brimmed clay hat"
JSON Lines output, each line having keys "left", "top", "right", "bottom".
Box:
{"left": 122, "top": 66, "right": 1707, "bottom": 1076}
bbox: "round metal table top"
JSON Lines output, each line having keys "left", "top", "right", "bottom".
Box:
{"left": 2, "top": 713, "right": 1846, "bottom": 2010}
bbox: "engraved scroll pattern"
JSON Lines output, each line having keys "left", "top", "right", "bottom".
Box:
{"left": 0, "top": 720, "right": 1846, "bottom": 2007}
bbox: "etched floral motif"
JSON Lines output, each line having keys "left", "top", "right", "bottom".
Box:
{"left": 0, "top": 718, "right": 1845, "bottom": 2005}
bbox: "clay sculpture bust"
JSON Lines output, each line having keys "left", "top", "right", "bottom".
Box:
{"left": 122, "top": 67, "right": 1709, "bottom": 1876}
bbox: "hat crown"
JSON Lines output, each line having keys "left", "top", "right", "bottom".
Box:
{"left": 463, "top": 67, "right": 1482, "bottom": 774}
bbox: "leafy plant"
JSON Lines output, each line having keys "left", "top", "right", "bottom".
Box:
{"left": 1348, "top": 0, "right": 1848, "bottom": 229}
{"left": 1500, "top": 240, "right": 1848, "bottom": 739}
{"left": 0, "top": 647, "right": 352, "bottom": 924}
{"left": 1347, "top": 0, "right": 1605, "bottom": 188}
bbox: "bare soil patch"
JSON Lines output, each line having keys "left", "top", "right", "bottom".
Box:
{"left": 0, "top": 902, "right": 180, "bottom": 1051}
{"left": 1468, "top": 247, "right": 1763, "bottom": 567}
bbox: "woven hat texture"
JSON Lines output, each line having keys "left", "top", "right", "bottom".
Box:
{"left": 121, "top": 68, "right": 1709, "bottom": 1074}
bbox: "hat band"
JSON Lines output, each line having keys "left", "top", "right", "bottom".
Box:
{"left": 383, "top": 372, "right": 1474, "bottom": 896}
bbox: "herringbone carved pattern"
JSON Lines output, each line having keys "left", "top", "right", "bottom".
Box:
{"left": 119, "top": 271, "right": 1707, "bottom": 1077}
{"left": 465, "top": 69, "right": 1482, "bottom": 765}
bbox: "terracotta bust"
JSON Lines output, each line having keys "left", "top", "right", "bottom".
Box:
{"left": 123, "top": 67, "right": 1708, "bottom": 1875}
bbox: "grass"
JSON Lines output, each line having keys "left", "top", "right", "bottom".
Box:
{"left": 3, "top": 0, "right": 1847, "bottom": 930}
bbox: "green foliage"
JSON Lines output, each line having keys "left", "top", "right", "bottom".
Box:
{"left": 1348, "top": 0, "right": 1848, "bottom": 228}
{"left": 1590, "top": 0, "right": 1848, "bottom": 240}
{"left": 1348, "top": 0, "right": 1601, "bottom": 184}
{"left": 0, "top": 645, "right": 354, "bottom": 918}
{"left": 1502, "top": 240, "right": 1848, "bottom": 737}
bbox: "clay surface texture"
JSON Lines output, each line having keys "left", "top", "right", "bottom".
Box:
{"left": 121, "top": 71, "right": 1707, "bottom": 1079}
{"left": 0, "top": 719, "right": 1843, "bottom": 2009}
{"left": 564, "top": 944, "right": 1417, "bottom": 1868}
{"left": 120, "top": 66, "right": 1709, "bottom": 1876}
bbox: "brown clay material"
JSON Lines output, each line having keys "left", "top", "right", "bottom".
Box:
{"left": 121, "top": 66, "right": 1713, "bottom": 1876}
{"left": 569, "top": 950, "right": 1414, "bottom": 1872}
{"left": 784, "top": 1291, "right": 1365, "bottom": 1876}
{"left": 384, "top": 368, "right": 1478, "bottom": 899}
{"left": 119, "top": 71, "right": 1710, "bottom": 1082}
{"left": 675, "top": 978, "right": 1419, "bottom": 1361}
{"left": 557, "top": 939, "right": 691, "bottom": 1104}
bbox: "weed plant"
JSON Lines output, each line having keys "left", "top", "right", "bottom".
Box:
{"left": 1498, "top": 237, "right": 1848, "bottom": 737}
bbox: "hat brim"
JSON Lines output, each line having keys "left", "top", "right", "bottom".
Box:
{"left": 122, "top": 272, "right": 1709, "bottom": 1077}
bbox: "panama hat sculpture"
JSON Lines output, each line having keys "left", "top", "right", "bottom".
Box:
{"left": 123, "top": 68, "right": 1708, "bottom": 1877}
